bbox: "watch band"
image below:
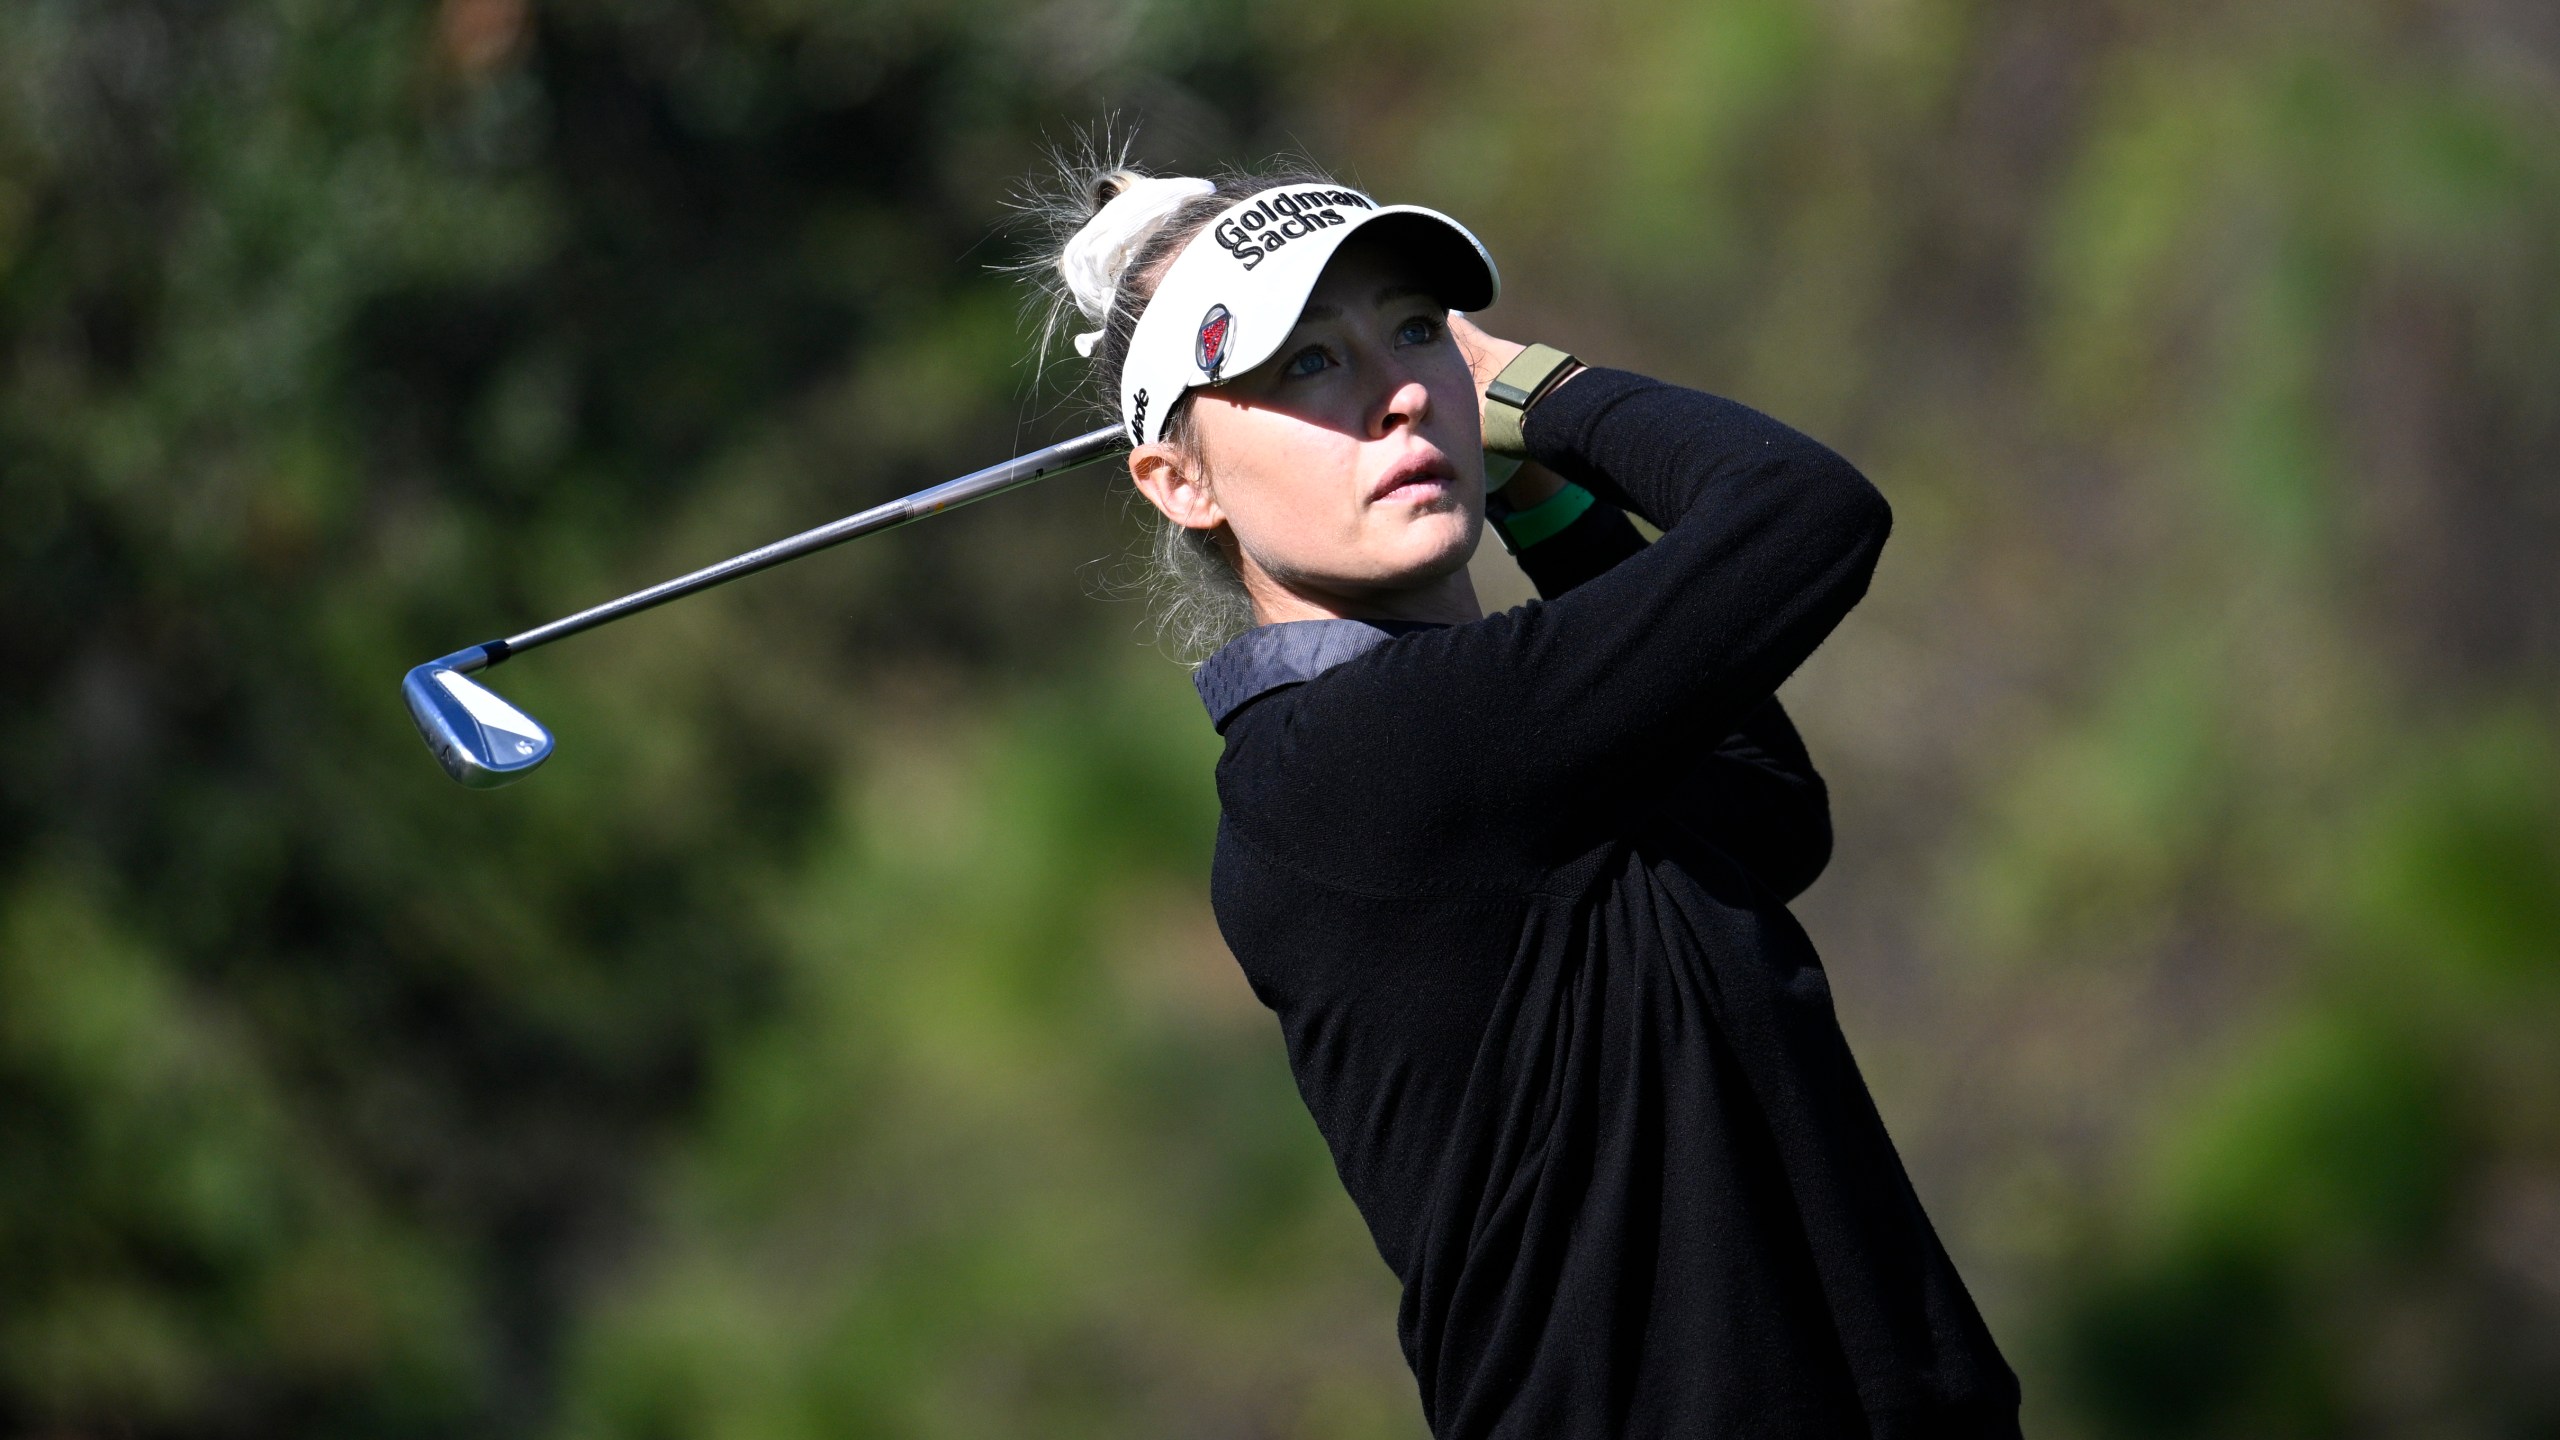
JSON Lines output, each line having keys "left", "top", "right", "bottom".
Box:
{"left": 1481, "top": 343, "right": 1579, "bottom": 459}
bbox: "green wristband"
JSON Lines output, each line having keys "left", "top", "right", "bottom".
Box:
{"left": 1481, "top": 344, "right": 1579, "bottom": 458}
{"left": 1489, "top": 482, "right": 1595, "bottom": 554}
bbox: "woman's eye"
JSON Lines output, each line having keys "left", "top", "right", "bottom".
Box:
{"left": 1284, "top": 347, "right": 1332, "bottom": 378}
{"left": 1399, "top": 316, "right": 1441, "bottom": 345}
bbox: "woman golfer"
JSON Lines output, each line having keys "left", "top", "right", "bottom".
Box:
{"left": 1028, "top": 159, "right": 2022, "bottom": 1438}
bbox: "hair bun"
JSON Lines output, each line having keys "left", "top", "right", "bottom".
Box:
{"left": 1060, "top": 172, "right": 1217, "bottom": 356}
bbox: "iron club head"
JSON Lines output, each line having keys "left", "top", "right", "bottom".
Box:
{"left": 403, "top": 647, "right": 553, "bottom": 787}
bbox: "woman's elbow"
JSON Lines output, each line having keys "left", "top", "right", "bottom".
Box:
{"left": 1809, "top": 447, "right": 1891, "bottom": 554}
{"left": 1767, "top": 811, "right": 1834, "bottom": 902}
{"left": 1749, "top": 775, "right": 1834, "bottom": 901}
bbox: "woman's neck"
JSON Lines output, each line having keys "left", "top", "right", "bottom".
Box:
{"left": 1243, "top": 564, "right": 1485, "bottom": 628}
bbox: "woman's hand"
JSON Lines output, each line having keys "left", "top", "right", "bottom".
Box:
{"left": 1447, "top": 313, "right": 1567, "bottom": 510}
{"left": 1447, "top": 313, "right": 1527, "bottom": 405}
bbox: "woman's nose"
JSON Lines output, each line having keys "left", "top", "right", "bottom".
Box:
{"left": 1374, "top": 370, "right": 1433, "bottom": 437}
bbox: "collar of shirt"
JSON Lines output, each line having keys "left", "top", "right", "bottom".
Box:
{"left": 1193, "top": 617, "right": 1451, "bottom": 732}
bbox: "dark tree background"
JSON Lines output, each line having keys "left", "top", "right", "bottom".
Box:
{"left": 3, "top": 0, "right": 2555, "bottom": 1435}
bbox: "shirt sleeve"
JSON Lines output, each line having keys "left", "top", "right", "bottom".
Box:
{"left": 1655, "top": 696, "right": 1834, "bottom": 902}
{"left": 1219, "top": 367, "right": 1888, "bottom": 886}
{"left": 1506, "top": 486, "right": 1835, "bottom": 901}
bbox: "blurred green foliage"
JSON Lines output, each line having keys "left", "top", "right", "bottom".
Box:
{"left": 2, "top": 0, "right": 2555, "bottom": 1436}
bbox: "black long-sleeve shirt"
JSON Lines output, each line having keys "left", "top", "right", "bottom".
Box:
{"left": 1190, "top": 367, "right": 2021, "bottom": 1438}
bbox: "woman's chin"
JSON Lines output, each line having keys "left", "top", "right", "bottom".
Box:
{"left": 1365, "top": 526, "right": 1481, "bottom": 590}
{"left": 1273, "top": 515, "right": 1482, "bottom": 603}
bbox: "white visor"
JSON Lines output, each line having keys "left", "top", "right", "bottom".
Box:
{"left": 1118, "top": 184, "right": 1498, "bottom": 448}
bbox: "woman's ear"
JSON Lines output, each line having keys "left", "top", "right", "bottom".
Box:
{"left": 1129, "top": 442, "right": 1224, "bottom": 533}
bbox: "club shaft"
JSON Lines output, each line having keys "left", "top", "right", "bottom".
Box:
{"left": 451, "top": 424, "right": 1127, "bottom": 673}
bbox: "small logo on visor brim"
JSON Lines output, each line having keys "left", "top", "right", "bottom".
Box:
{"left": 1196, "top": 304, "right": 1234, "bottom": 380}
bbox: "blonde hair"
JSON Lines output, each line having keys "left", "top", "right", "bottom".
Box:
{"left": 1005, "top": 125, "right": 1345, "bottom": 663}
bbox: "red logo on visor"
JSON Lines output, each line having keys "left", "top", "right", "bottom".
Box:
{"left": 1195, "top": 304, "right": 1233, "bottom": 379}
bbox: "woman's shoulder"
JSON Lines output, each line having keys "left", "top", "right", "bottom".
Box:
{"left": 1193, "top": 617, "right": 1449, "bottom": 734}
{"left": 1205, "top": 625, "right": 1569, "bottom": 893}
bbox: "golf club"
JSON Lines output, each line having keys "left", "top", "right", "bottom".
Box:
{"left": 404, "top": 423, "right": 1130, "bottom": 787}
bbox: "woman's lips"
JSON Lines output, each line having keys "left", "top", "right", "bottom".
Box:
{"left": 1372, "top": 458, "right": 1455, "bottom": 503}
